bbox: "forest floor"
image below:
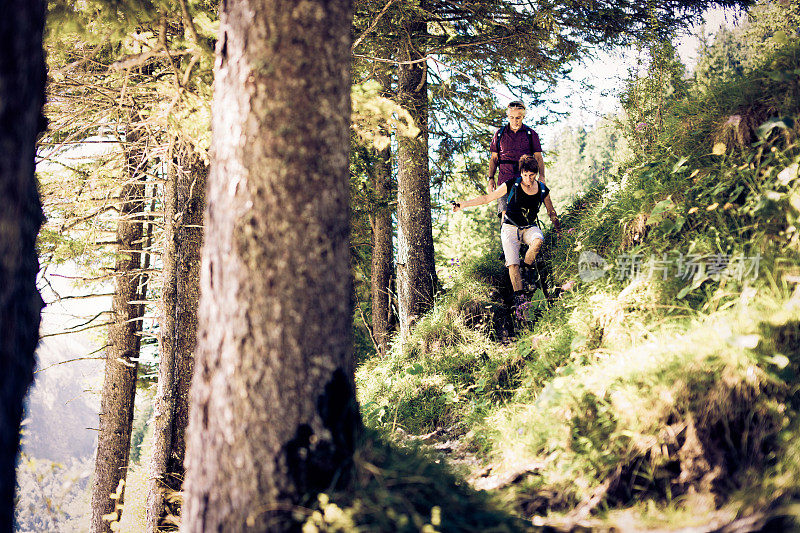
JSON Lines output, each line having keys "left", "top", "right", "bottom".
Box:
{"left": 405, "top": 411, "right": 789, "bottom": 532}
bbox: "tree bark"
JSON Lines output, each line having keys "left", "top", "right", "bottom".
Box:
{"left": 91, "top": 128, "right": 148, "bottom": 533}
{"left": 370, "top": 141, "right": 394, "bottom": 356}
{"left": 0, "top": 1, "right": 46, "bottom": 530}
{"left": 396, "top": 1, "right": 437, "bottom": 339}
{"left": 181, "top": 0, "right": 358, "bottom": 531}
{"left": 370, "top": 74, "right": 395, "bottom": 356}
{"left": 146, "top": 149, "right": 206, "bottom": 532}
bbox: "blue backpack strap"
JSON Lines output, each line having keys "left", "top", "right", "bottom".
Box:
{"left": 506, "top": 176, "right": 522, "bottom": 204}
{"left": 538, "top": 180, "right": 549, "bottom": 199}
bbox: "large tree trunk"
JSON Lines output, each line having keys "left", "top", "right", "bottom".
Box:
{"left": 396, "top": 2, "right": 437, "bottom": 339}
{"left": 0, "top": 1, "right": 46, "bottom": 529}
{"left": 146, "top": 149, "right": 206, "bottom": 532}
{"left": 181, "top": 0, "right": 358, "bottom": 531}
{"left": 91, "top": 129, "right": 148, "bottom": 533}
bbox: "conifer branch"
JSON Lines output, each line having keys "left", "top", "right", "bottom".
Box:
{"left": 178, "top": 0, "right": 209, "bottom": 54}
{"left": 34, "top": 355, "right": 106, "bottom": 374}
{"left": 39, "top": 322, "right": 114, "bottom": 339}
{"left": 352, "top": 0, "right": 397, "bottom": 51}
{"left": 45, "top": 293, "right": 115, "bottom": 304}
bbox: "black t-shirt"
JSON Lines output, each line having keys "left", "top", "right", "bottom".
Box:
{"left": 502, "top": 179, "right": 549, "bottom": 227}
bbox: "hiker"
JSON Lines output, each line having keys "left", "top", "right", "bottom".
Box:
{"left": 487, "top": 100, "right": 545, "bottom": 219}
{"left": 453, "top": 155, "right": 560, "bottom": 309}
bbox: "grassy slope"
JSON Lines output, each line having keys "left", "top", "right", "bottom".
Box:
{"left": 355, "top": 41, "right": 800, "bottom": 529}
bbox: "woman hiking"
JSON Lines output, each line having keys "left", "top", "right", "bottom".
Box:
{"left": 452, "top": 154, "right": 560, "bottom": 309}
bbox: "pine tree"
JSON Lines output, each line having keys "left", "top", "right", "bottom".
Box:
{"left": 146, "top": 146, "right": 206, "bottom": 532}
{"left": 42, "top": 3, "right": 217, "bottom": 528}
{"left": 0, "top": 1, "right": 46, "bottom": 529}
{"left": 180, "top": 0, "right": 358, "bottom": 530}
{"left": 90, "top": 122, "right": 149, "bottom": 533}
{"left": 396, "top": 1, "right": 438, "bottom": 337}
{"left": 369, "top": 136, "right": 395, "bottom": 355}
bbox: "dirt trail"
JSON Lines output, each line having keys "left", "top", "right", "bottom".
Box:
{"left": 403, "top": 426, "right": 789, "bottom": 532}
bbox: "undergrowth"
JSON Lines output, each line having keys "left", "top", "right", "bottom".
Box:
{"left": 356, "top": 36, "right": 800, "bottom": 529}
{"left": 300, "top": 430, "right": 531, "bottom": 532}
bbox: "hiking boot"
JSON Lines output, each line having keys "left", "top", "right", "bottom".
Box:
{"left": 521, "top": 262, "right": 538, "bottom": 287}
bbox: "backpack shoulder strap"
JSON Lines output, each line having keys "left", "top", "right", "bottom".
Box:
{"left": 496, "top": 124, "right": 515, "bottom": 164}
{"left": 506, "top": 176, "right": 522, "bottom": 203}
{"left": 495, "top": 125, "right": 507, "bottom": 148}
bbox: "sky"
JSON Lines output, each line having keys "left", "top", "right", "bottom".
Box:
{"left": 532, "top": 6, "right": 745, "bottom": 149}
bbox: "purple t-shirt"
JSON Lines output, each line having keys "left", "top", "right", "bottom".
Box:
{"left": 490, "top": 124, "right": 542, "bottom": 185}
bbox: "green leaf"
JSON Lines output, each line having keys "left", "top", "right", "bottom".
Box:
{"left": 677, "top": 275, "right": 707, "bottom": 299}
{"left": 406, "top": 363, "right": 424, "bottom": 375}
{"left": 671, "top": 157, "right": 689, "bottom": 173}
{"left": 727, "top": 185, "right": 745, "bottom": 202}
{"left": 647, "top": 198, "right": 675, "bottom": 225}
{"left": 778, "top": 163, "right": 799, "bottom": 186}
{"left": 670, "top": 215, "right": 686, "bottom": 234}
{"left": 676, "top": 284, "right": 693, "bottom": 299}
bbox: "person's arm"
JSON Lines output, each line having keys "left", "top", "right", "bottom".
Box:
{"left": 543, "top": 194, "right": 560, "bottom": 231}
{"left": 453, "top": 183, "right": 507, "bottom": 212}
{"left": 487, "top": 151, "right": 499, "bottom": 191}
{"left": 534, "top": 151, "right": 545, "bottom": 183}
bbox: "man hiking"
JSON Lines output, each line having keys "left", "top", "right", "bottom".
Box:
{"left": 488, "top": 100, "right": 545, "bottom": 220}
{"left": 453, "top": 155, "right": 560, "bottom": 310}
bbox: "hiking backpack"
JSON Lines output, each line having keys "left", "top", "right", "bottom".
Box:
{"left": 495, "top": 124, "right": 536, "bottom": 174}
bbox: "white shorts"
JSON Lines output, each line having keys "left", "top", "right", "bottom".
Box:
{"left": 501, "top": 223, "right": 544, "bottom": 266}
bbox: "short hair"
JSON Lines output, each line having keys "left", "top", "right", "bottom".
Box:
{"left": 519, "top": 154, "right": 538, "bottom": 174}
{"left": 507, "top": 100, "right": 526, "bottom": 110}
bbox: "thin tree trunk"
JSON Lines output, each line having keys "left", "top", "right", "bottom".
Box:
{"left": 370, "top": 71, "right": 395, "bottom": 356}
{"left": 181, "top": 0, "right": 357, "bottom": 531}
{"left": 396, "top": 2, "right": 437, "bottom": 339}
{"left": 0, "top": 1, "right": 46, "bottom": 529}
{"left": 91, "top": 129, "right": 148, "bottom": 533}
{"left": 370, "top": 138, "right": 393, "bottom": 356}
{"left": 146, "top": 148, "right": 206, "bottom": 532}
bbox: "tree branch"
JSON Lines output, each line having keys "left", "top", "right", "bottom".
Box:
{"left": 352, "top": 0, "right": 397, "bottom": 51}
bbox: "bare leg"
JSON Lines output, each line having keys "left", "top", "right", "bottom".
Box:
{"left": 508, "top": 265, "right": 522, "bottom": 292}
{"left": 508, "top": 264, "right": 523, "bottom": 292}
{"left": 523, "top": 238, "right": 543, "bottom": 265}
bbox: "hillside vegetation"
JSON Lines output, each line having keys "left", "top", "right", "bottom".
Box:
{"left": 348, "top": 9, "right": 800, "bottom": 532}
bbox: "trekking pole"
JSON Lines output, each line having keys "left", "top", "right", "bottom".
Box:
{"left": 535, "top": 214, "right": 554, "bottom": 307}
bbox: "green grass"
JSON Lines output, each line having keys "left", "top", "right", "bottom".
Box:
{"left": 356, "top": 38, "right": 800, "bottom": 529}
{"left": 301, "top": 430, "right": 532, "bottom": 532}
